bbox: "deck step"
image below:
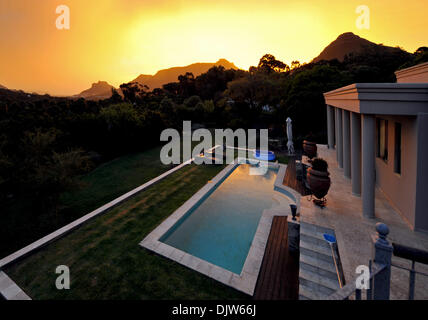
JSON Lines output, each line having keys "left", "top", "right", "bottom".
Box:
{"left": 298, "top": 222, "right": 342, "bottom": 300}
{"left": 299, "top": 275, "right": 336, "bottom": 299}
{"left": 300, "top": 245, "right": 334, "bottom": 264}
{"left": 300, "top": 233, "right": 332, "bottom": 250}
{"left": 298, "top": 282, "right": 325, "bottom": 300}
{"left": 300, "top": 260, "right": 338, "bottom": 282}
{"left": 301, "top": 221, "right": 334, "bottom": 235}
{"left": 299, "top": 268, "right": 340, "bottom": 292}
{"left": 300, "top": 238, "right": 335, "bottom": 258}
{"left": 300, "top": 226, "right": 335, "bottom": 242}
{"left": 300, "top": 255, "right": 338, "bottom": 279}
{"left": 300, "top": 228, "right": 329, "bottom": 241}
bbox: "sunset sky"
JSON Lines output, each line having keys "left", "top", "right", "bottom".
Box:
{"left": 0, "top": 0, "right": 427, "bottom": 96}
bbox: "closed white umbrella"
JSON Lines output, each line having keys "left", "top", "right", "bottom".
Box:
{"left": 286, "top": 117, "right": 295, "bottom": 154}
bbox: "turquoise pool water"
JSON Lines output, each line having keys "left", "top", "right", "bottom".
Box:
{"left": 161, "top": 163, "right": 285, "bottom": 274}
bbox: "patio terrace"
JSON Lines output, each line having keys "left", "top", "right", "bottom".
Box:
{"left": 300, "top": 144, "right": 428, "bottom": 299}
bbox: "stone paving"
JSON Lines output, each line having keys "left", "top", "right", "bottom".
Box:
{"left": 300, "top": 144, "right": 428, "bottom": 299}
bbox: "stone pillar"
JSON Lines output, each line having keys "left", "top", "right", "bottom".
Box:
{"left": 342, "top": 110, "right": 351, "bottom": 178}
{"left": 362, "top": 114, "right": 375, "bottom": 219}
{"left": 351, "top": 112, "right": 361, "bottom": 196}
{"left": 336, "top": 108, "right": 343, "bottom": 168}
{"left": 335, "top": 109, "right": 339, "bottom": 157}
{"left": 327, "top": 105, "right": 335, "bottom": 149}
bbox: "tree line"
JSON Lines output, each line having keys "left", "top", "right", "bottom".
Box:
{"left": 0, "top": 45, "right": 426, "bottom": 217}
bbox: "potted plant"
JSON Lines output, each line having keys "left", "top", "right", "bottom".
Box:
{"left": 307, "top": 158, "right": 331, "bottom": 201}
{"left": 303, "top": 133, "right": 317, "bottom": 159}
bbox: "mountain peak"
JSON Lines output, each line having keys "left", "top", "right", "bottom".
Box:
{"left": 336, "top": 32, "right": 360, "bottom": 40}
{"left": 74, "top": 81, "right": 116, "bottom": 100}
{"left": 215, "top": 59, "right": 238, "bottom": 69}
{"left": 91, "top": 81, "right": 111, "bottom": 88}
{"left": 313, "top": 32, "right": 404, "bottom": 63}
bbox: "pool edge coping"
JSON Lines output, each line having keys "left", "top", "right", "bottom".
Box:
{"left": 140, "top": 160, "right": 300, "bottom": 296}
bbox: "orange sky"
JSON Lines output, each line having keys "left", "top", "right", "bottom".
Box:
{"left": 0, "top": 0, "right": 427, "bottom": 96}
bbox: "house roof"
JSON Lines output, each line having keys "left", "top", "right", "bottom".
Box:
{"left": 324, "top": 82, "right": 428, "bottom": 115}
{"left": 395, "top": 62, "right": 428, "bottom": 83}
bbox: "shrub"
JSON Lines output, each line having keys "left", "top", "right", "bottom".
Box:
{"left": 311, "top": 158, "right": 328, "bottom": 172}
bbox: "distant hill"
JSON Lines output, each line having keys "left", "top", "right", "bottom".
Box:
{"left": 0, "top": 84, "right": 7, "bottom": 90}
{"left": 132, "top": 59, "right": 238, "bottom": 90}
{"left": 72, "top": 59, "right": 238, "bottom": 100}
{"left": 73, "top": 81, "right": 120, "bottom": 100}
{"left": 0, "top": 87, "right": 68, "bottom": 105}
{"left": 313, "top": 32, "right": 405, "bottom": 63}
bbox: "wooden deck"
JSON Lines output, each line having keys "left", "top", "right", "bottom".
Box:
{"left": 253, "top": 216, "right": 299, "bottom": 300}
{"left": 283, "top": 157, "right": 311, "bottom": 196}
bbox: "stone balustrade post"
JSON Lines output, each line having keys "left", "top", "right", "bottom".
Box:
{"left": 372, "top": 223, "right": 393, "bottom": 300}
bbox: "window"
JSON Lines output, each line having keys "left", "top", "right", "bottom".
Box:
{"left": 394, "top": 123, "right": 401, "bottom": 174}
{"left": 377, "top": 119, "right": 388, "bottom": 162}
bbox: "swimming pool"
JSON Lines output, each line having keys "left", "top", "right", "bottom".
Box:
{"left": 159, "top": 163, "right": 287, "bottom": 274}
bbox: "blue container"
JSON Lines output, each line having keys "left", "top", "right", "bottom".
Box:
{"left": 253, "top": 150, "right": 276, "bottom": 161}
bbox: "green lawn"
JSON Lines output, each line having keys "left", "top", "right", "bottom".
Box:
{"left": 59, "top": 147, "right": 173, "bottom": 218}
{"left": 4, "top": 163, "right": 248, "bottom": 299}
{"left": 0, "top": 146, "right": 175, "bottom": 257}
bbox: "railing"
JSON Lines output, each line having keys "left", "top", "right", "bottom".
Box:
{"left": 391, "top": 243, "right": 428, "bottom": 300}
{"left": 327, "top": 260, "right": 386, "bottom": 300}
{"left": 328, "top": 223, "right": 428, "bottom": 300}
{"left": 327, "top": 223, "right": 393, "bottom": 300}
